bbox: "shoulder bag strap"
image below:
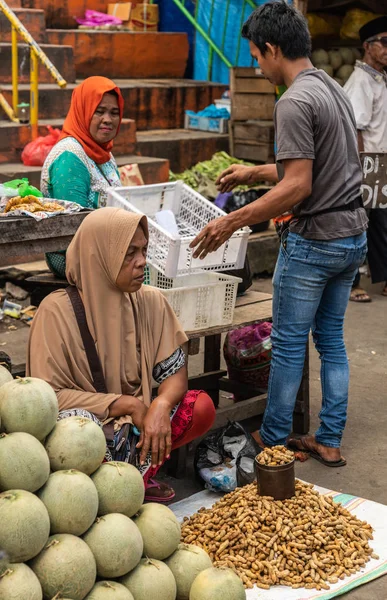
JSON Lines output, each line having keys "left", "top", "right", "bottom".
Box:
{"left": 65, "top": 286, "right": 108, "bottom": 394}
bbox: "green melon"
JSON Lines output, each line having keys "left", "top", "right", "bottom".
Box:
{"left": 319, "top": 64, "right": 334, "bottom": 77}
{"left": 133, "top": 503, "right": 180, "bottom": 561}
{"left": 91, "top": 462, "right": 144, "bottom": 518}
{"left": 0, "top": 432, "right": 50, "bottom": 493}
{"left": 38, "top": 470, "right": 99, "bottom": 536}
{"left": 120, "top": 558, "right": 176, "bottom": 600}
{"left": 45, "top": 417, "right": 106, "bottom": 475}
{"left": 311, "top": 48, "right": 329, "bottom": 66}
{"left": 165, "top": 544, "right": 212, "bottom": 600}
{"left": 0, "top": 490, "right": 50, "bottom": 562}
{"left": 336, "top": 64, "right": 354, "bottom": 81}
{"left": 0, "top": 550, "right": 8, "bottom": 576}
{"left": 339, "top": 47, "right": 355, "bottom": 65}
{"left": 30, "top": 534, "right": 96, "bottom": 600}
{"left": 0, "top": 563, "right": 43, "bottom": 600}
{"left": 0, "top": 378, "right": 58, "bottom": 441}
{"left": 85, "top": 581, "right": 134, "bottom": 599}
{"left": 328, "top": 50, "right": 342, "bottom": 70}
{"left": 83, "top": 513, "right": 143, "bottom": 578}
{"left": 0, "top": 365, "right": 13, "bottom": 389}
{"left": 189, "top": 567, "right": 246, "bottom": 600}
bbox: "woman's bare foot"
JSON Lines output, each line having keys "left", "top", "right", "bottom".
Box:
{"left": 287, "top": 434, "right": 346, "bottom": 467}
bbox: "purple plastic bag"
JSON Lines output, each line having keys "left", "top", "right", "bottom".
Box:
{"left": 215, "top": 192, "right": 233, "bottom": 210}
{"left": 76, "top": 10, "right": 122, "bottom": 27}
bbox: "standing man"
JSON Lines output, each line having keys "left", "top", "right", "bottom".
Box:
{"left": 345, "top": 16, "right": 387, "bottom": 301}
{"left": 190, "top": 1, "right": 368, "bottom": 466}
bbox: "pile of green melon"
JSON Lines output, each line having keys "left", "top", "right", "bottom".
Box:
{"left": 0, "top": 367, "right": 246, "bottom": 600}
{"left": 311, "top": 47, "right": 361, "bottom": 85}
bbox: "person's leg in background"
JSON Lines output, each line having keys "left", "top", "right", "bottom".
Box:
{"left": 349, "top": 268, "right": 371, "bottom": 303}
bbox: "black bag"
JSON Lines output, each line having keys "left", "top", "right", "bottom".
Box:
{"left": 66, "top": 286, "right": 139, "bottom": 464}
{"left": 194, "top": 421, "right": 262, "bottom": 491}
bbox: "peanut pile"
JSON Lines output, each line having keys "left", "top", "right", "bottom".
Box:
{"left": 181, "top": 481, "right": 378, "bottom": 590}
{"left": 256, "top": 445, "right": 295, "bottom": 466}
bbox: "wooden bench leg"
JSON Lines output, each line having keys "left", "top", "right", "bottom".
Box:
{"left": 167, "top": 445, "right": 188, "bottom": 479}
{"left": 203, "top": 334, "right": 222, "bottom": 408}
{"left": 293, "top": 339, "right": 310, "bottom": 434}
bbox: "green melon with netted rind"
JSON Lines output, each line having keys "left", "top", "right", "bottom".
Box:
{"left": 132, "top": 503, "right": 181, "bottom": 560}
{"left": 45, "top": 417, "right": 106, "bottom": 475}
{"left": 0, "top": 365, "right": 13, "bottom": 389}
{"left": 0, "top": 378, "right": 58, "bottom": 441}
{"left": 120, "top": 558, "right": 176, "bottom": 600}
{"left": 29, "top": 534, "right": 96, "bottom": 600}
{"left": 38, "top": 470, "right": 99, "bottom": 535}
{"left": 85, "top": 580, "right": 134, "bottom": 599}
{"left": 165, "top": 544, "right": 212, "bottom": 600}
{"left": 83, "top": 513, "right": 143, "bottom": 578}
{"left": 0, "top": 562, "right": 43, "bottom": 600}
{"left": 0, "top": 432, "right": 50, "bottom": 493}
{"left": 189, "top": 567, "right": 246, "bottom": 600}
{"left": 0, "top": 490, "right": 50, "bottom": 563}
{"left": 91, "top": 461, "right": 144, "bottom": 518}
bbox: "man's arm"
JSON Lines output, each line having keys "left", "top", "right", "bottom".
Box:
{"left": 216, "top": 163, "right": 279, "bottom": 193}
{"left": 191, "top": 158, "right": 312, "bottom": 258}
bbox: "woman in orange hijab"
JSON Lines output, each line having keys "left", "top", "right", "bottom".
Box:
{"left": 41, "top": 76, "right": 124, "bottom": 277}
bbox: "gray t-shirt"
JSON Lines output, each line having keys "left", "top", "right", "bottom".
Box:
{"left": 274, "top": 68, "right": 368, "bottom": 240}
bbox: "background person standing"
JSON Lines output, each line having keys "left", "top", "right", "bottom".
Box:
{"left": 345, "top": 16, "right": 387, "bottom": 302}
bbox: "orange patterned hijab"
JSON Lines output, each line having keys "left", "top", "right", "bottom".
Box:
{"left": 60, "top": 76, "right": 124, "bottom": 164}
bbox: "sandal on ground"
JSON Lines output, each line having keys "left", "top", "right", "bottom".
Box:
{"left": 349, "top": 288, "right": 372, "bottom": 303}
{"left": 287, "top": 435, "right": 346, "bottom": 467}
{"left": 145, "top": 478, "right": 176, "bottom": 503}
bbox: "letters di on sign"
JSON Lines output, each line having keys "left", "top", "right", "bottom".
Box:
{"left": 361, "top": 153, "right": 387, "bottom": 209}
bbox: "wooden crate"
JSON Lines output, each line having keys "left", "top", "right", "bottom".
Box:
{"left": 230, "top": 67, "right": 276, "bottom": 121}
{"left": 231, "top": 120, "right": 275, "bottom": 163}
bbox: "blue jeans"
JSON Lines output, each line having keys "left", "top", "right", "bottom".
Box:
{"left": 260, "top": 231, "right": 367, "bottom": 448}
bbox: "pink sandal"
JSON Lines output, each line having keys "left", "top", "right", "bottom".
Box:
{"left": 145, "top": 478, "right": 176, "bottom": 503}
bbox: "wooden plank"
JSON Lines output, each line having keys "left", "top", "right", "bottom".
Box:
{"left": 232, "top": 93, "right": 275, "bottom": 122}
{"left": 231, "top": 70, "right": 275, "bottom": 95}
{"left": 212, "top": 395, "right": 267, "bottom": 430}
{"left": 235, "top": 291, "right": 272, "bottom": 307}
{"left": 233, "top": 143, "right": 273, "bottom": 163}
{"left": 186, "top": 299, "right": 273, "bottom": 339}
{"left": 361, "top": 152, "right": 387, "bottom": 209}
{"left": 232, "top": 121, "right": 274, "bottom": 144}
{"left": 232, "top": 67, "right": 262, "bottom": 78}
{"left": 0, "top": 212, "right": 90, "bottom": 264}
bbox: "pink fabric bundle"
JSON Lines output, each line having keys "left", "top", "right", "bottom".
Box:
{"left": 76, "top": 10, "right": 122, "bottom": 27}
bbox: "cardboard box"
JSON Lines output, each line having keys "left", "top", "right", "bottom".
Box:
{"left": 107, "top": 3, "right": 132, "bottom": 26}
{"left": 129, "top": 3, "right": 159, "bottom": 31}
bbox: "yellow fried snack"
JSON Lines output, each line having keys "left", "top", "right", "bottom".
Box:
{"left": 42, "top": 201, "right": 65, "bottom": 212}
{"left": 4, "top": 196, "right": 24, "bottom": 213}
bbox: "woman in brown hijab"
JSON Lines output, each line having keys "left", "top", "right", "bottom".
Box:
{"left": 27, "top": 208, "right": 215, "bottom": 501}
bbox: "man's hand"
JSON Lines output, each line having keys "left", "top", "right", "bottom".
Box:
{"left": 136, "top": 397, "right": 172, "bottom": 467}
{"left": 216, "top": 164, "right": 256, "bottom": 193}
{"left": 190, "top": 215, "right": 235, "bottom": 259}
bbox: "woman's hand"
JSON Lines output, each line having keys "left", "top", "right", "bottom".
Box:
{"left": 130, "top": 400, "right": 148, "bottom": 431}
{"left": 136, "top": 397, "right": 172, "bottom": 467}
{"left": 109, "top": 395, "right": 148, "bottom": 430}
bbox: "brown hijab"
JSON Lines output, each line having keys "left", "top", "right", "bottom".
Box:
{"left": 27, "top": 208, "right": 188, "bottom": 419}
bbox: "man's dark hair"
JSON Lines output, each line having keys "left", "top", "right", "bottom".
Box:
{"left": 242, "top": 1, "right": 311, "bottom": 59}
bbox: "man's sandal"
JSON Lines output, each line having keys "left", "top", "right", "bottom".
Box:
{"left": 287, "top": 436, "right": 346, "bottom": 467}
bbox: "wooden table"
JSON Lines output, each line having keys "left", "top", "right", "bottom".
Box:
{"left": 168, "top": 290, "right": 310, "bottom": 477}
{"left": 0, "top": 212, "right": 90, "bottom": 267}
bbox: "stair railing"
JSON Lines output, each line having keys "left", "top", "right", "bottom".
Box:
{"left": 0, "top": 0, "right": 67, "bottom": 138}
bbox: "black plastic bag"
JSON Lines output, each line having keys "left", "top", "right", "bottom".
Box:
{"left": 223, "top": 188, "right": 271, "bottom": 234}
{"left": 194, "top": 421, "right": 262, "bottom": 492}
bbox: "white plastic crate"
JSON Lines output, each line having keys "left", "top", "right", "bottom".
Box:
{"left": 107, "top": 181, "right": 250, "bottom": 278}
{"left": 144, "top": 265, "right": 241, "bottom": 332}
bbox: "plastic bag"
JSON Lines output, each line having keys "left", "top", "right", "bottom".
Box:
{"left": 194, "top": 421, "right": 261, "bottom": 492}
{"left": 340, "top": 9, "right": 381, "bottom": 40}
{"left": 215, "top": 188, "right": 271, "bottom": 233}
{"left": 224, "top": 321, "right": 272, "bottom": 394}
{"left": 2, "top": 178, "right": 42, "bottom": 198}
{"left": 21, "top": 126, "right": 61, "bottom": 167}
{"left": 76, "top": 10, "right": 122, "bottom": 27}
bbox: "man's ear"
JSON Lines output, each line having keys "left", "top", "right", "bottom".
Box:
{"left": 266, "top": 42, "right": 278, "bottom": 59}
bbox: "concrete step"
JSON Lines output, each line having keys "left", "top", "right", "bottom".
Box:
{"left": 46, "top": 30, "right": 190, "bottom": 79}
{"left": 22, "top": 0, "right": 107, "bottom": 29}
{"left": 0, "top": 8, "right": 46, "bottom": 43}
{"left": 137, "top": 129, "right": 230, "bottom": 173}
{"left": 0, "top": 80, "right": 227, "bottom": 130}
{"left": 0, "top": 155, "right": 169, "bottom": 188}
{"left": 0, "top": 43, "right": 75, "bottom": 84}
{"left": 0, "top": 118, "right": 136, "bottom": 163}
